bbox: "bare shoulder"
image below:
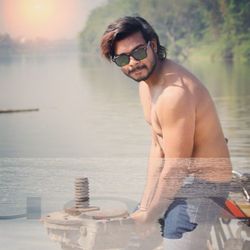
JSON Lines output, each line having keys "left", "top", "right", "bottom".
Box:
{"left": 154, "top": 60, "right": 201, "bottom": 124}
{"left": 160, "top": 59, "right": 210, "bottom": 106}
{"left": 166, "top": 60, "right": 205, "bottom": 88}
{"left": 157, "top": 77, "right": 195, "bottom": 111}
{"left": 155, "top": 87, "right": 195, "bottom": 129}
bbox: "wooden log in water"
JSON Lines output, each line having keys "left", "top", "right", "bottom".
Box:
{"left": 0, "top": 108, "right": 39, "bottom": 114}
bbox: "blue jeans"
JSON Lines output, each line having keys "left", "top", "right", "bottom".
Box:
{"left": 160, "top": 197, "right": 224, "bottom": 237}
{"left": 160, "top": 178, "right": 229, "bottom": 240}
{"left": 160, "top": 197, "right": 226, "bottom": 250}
{"left": 136, "top": 178, "right": 229, "bottom": 249}
{"left": 160, "top": 198, "right": 198, "bottom": 239}
{"left": 160, "top": 178, "right": 229, "bottom": 250}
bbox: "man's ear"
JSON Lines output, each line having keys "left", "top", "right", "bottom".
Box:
{"left": 151, "top": 39, "right": 158, "bottom": 52}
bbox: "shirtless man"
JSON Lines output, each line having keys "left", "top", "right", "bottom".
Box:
{"left": 100, "top": 16, "right": 232, "bottom": 249}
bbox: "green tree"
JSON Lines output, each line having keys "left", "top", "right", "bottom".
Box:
{"left": 79, "top": 0, "right": 138, "bottom": 55}
{"left": 79, "top": 0, "right": 250, "bottom": 62}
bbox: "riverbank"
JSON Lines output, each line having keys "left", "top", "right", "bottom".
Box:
{"left": 188, "top": 41, "right": 250, "bottom": 64}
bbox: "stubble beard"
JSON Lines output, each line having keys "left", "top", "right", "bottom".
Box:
{"left": 126, "top": 55, "right": 157, "bottom": 82}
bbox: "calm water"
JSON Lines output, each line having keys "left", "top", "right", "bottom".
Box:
{"left": 0, "top": 52, "right": 249, "bottom": 249}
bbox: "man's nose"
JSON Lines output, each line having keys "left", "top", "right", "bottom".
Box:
{"left": 128, "top": 55, "right": 139, "bottom": 66}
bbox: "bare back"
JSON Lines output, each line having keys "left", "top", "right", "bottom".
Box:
{"left": 139, "top": 59, "right": 232, "bottom": 182}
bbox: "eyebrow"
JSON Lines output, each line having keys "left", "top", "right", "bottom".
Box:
{"left": 116, "top": 43, "right": 146, "bottom": 56}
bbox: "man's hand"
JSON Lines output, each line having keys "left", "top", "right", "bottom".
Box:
{"left": 130, "top": 210, "right": 159, "bottom": 239}
{"left": 130, "top": 209, "right": 149, "bottom": 223}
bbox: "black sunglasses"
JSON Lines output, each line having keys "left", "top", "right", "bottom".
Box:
{"left": 112, "top": 41, "right": 151, "bottom": 67}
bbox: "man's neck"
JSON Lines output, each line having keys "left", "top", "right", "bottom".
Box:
{"left": 143, "top": 59, "right": 167, "bottom": 89}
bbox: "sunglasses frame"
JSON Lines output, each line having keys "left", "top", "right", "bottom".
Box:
{"left": 112, "top": 41, "right": 151, "bottom": 67}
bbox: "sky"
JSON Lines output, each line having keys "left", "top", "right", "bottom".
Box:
{"left": 0, "top": 0, "right": 107, "bottom": 40}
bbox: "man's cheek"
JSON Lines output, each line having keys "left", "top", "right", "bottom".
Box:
{"left": 121, "top": 67, "right": 129, "bottom": 76}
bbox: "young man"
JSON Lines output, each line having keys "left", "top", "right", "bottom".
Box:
{"left": 100, "top": 16, "right": 232, "bottom": 249}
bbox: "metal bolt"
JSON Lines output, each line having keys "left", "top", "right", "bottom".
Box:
{"left": 75, "top": 177, "right": 89, "bottom": 209}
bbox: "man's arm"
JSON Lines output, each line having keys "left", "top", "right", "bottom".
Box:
{"left": 133, "top": 87, "right": 196, "bottom": 223}
{"left": 139, "top": 130, "right": 164, "bottom": 211}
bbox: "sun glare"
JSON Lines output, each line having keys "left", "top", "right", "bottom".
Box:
{"left": 21, "top": 0, "right": 55, "bottom": 25}
{"left": 3, "top": 0, "right": 78, "bottom": 40}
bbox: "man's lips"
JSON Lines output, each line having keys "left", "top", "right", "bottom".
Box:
{"left": 129, "top": 65, "right": 147, "bottom": 74}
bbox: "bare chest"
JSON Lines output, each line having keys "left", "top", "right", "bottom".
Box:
{"left": 143, "top": 103, "right": 163, "bottom": 138}
{"left": 139, "top": 83, "right": 165, "bottom": 141}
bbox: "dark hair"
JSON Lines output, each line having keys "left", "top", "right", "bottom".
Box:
{"left": 100, "top": 16, "right": 166, "bottom": 61}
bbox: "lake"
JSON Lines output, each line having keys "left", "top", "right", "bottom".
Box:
{"left": 0, "top": 51, "right": 249, "bottom": 249}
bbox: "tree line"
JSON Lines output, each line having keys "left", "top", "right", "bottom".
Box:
{"left": 0, "top": 34, "right": 78, "bottom": 57}
{"left": 79, "top": 0, "right": 250, "bottom": 62}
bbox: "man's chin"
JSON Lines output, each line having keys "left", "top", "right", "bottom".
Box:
{"left": 128, "top": 73, "right": 150, "bottom": 82}
{"left": 130, "top": 61, "right": 157, "bottom": 82}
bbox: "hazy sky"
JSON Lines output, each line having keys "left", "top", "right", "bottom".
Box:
{"left": 0, "top": 0, "right": 107, "bottom": 40}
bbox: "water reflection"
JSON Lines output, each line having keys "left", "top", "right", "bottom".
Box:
{"left": 0, "top": 55, "right": 249, "bottom": 249}
{"left": 0, "top": 55, "right": 249, "bottom": 159}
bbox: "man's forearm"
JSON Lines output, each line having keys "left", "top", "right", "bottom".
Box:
{"left": 144, "top": 158, "right": 189, "bottom": 221}
{"left": 139, "top": 143, "right": 164, "bottom": 210}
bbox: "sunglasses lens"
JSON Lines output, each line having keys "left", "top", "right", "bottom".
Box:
{"left": 113, "top": 43, "right": 149, "bottom": 67}
{"left": 132, "top": 47, "right": 147, "bottom": 61}
{"left": 114, "top": 54, "right": 129, "bottom": 67}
